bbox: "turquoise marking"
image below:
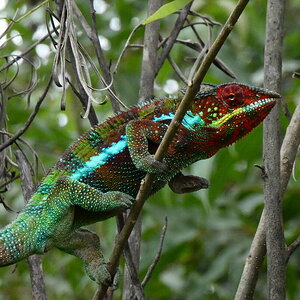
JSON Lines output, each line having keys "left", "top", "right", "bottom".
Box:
{"left": 153, "top": 112, "right": 175, "bottom": 122}
{"left": 71, "top": 135, "right": 127, "bottom": 180}
{"left": 182, "top": 111, "right": 205, "bottom": 130}
{"left": 153, "top": 111, "right": 204, "bottom": 131}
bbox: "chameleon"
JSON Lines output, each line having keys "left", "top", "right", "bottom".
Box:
{"left": 0, "top": 82, "right": 280, "bottom": 285}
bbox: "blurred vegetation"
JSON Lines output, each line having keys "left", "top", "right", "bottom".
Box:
{"left": 0, "top": 0, "right": 300, "bottom": 299}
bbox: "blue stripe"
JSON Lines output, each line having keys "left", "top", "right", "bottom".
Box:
{"left": 71, "top": 135, "right": 127, "bottom": 180}
{"left": 154, "top": 111, "right": 204, "bottom": 131}
{"left": 153, "top": 112, "right": 175, "bottom": 122}
{"left": 182, "top": 111, "right": 205, "bottom": 130}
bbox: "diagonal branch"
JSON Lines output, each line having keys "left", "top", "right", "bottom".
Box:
{"left": 142, "top": 217, "right": 168, "bottom": 287}
{"left": 94, "top": 0, "right": 251, "bottom": 298}
{"left": 155, "top": 2, "right": 192, "bottom": 76}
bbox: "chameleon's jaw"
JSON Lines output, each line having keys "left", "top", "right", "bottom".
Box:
{"left": 211, "top": 96, "right": 277, "bottom": 129}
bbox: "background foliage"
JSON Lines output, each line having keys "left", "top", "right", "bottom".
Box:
{"left": 0, "top": 0, "right": 300, "bottom": 299}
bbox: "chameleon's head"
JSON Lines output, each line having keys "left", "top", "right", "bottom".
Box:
{"left": 191, "top": 83, "right": 281, "bottom": 147}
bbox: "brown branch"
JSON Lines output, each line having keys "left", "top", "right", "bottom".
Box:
{"left": 235, "top": 1, "right": 288, "bottom": 298}
{"left": 15, "top": 150, "right": 46, "bottom": 300}
{"left": 280, "top": 103, "right": 300, "bottom": 196}
{"left": 286, "top": 235, "right": 300, "bottom": 262}
{"left": 116, "top": 215, "right": 145, "bottom": 300}
{"left": 262, "top": 0, "right": 286, "bottom": 298}
{"left": 155, "top": 2, "right": 192, "bottom": 76}
{"left": 167, "top": 54, "right": 189, "bottom": 84}
{"left": 95, "top": 0, "right": 251, "bottom": 298}
{"left": 139, "top": 0, "right": 163, "bottom": 102}
{"left": 185, "top": 19, "right": 237, "bottom": 79}
{"left": 235, "top": 102, "right": 300, "bottom": 299}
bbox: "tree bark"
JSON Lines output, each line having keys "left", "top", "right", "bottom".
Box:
{"left": 263, "top": 0, "right": 286, "bottom": 299}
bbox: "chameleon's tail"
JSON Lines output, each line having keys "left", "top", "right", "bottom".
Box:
{"left": 0, "top": 207, "right": 45, "bottom": 267}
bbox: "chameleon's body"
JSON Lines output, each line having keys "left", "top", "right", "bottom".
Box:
{"left": 0, "top": 83, "right": 280, "bottom": 284}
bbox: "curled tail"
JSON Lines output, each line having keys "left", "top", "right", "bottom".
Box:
{"left": 0, "top": 205, "right": 46, "bottom": 267}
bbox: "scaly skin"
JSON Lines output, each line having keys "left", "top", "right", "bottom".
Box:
{"left": 0, "top": 83, "right": 280, "bottom": 284}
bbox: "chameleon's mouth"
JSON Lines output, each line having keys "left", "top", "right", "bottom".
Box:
{"left": 242, "top": 96, "right": 277, "bottom": 113}
{"left": 211, "top": 96, "right": 278, "bottom": 129}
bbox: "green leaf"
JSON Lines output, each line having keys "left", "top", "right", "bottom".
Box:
{"left": 142, "top": 0, "right": 192, "bottom": 25}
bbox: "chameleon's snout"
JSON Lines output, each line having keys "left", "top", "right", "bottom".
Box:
{"left": 258, "top": 87, "right": 281, "bottom": 100}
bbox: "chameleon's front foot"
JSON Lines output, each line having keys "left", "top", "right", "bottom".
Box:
{"left": 106, "top": 191, "right": 135, "bottom": 210}
{"left": 136, "top": 155, "right": 168, "bottom": 174}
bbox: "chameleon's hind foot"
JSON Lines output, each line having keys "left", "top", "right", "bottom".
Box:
{"left": 86, "top": 262, "right": 119, "bottom": 289}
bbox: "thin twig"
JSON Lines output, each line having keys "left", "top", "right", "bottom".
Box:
{"left": 0, "top": 28, "right": 58, "bottom": 73}
{"left": 0, "top": 130, "right": 46, "bottom": 177}
{"left": 0, "top": 175, "right": 20, "bottom": 191}
{"left": 113, "top": 24, "right": 142, "bottom": 75}
{"left": 142, "top": 217, "right": 168, "bottom": 287}
{"left": 155, "top": 2, "right": 192, "bottom": 75}
{"left": 286, "top": 235, "right": 300, "bottom": 262}
{"left": 185, "top": 19, "right": 236, "bottom": 79}
{"left": 188, "top": 10, "right": 221, "bottom": 26}
{"left": 167, "top": 55, "right": 189, "bottom": 84}
{"left": 0, "top": 76, "right": 53, "bottom": 152}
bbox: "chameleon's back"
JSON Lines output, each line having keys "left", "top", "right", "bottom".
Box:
{"left": 51, "top": 100, "right": 172, "bottom": 198}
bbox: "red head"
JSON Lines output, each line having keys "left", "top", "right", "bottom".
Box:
{"left": 191, "top": 83, "right": 280, "bottom": 147}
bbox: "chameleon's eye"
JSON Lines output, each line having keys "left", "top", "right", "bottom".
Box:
{"left": 221, "top": 85, "right": 244, "bottom": 107}
{"left": 228, "top": 93, "right": 235, "bottom": 100}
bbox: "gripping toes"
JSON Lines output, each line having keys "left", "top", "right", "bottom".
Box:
{"left": 85, "top": 262, "right": 111, "bottom": 285}
{"left": 86, "top": 262, "right": 120, "bottom": 289}
{"left": 137, "top": 155, "right": 168, "bottom": 173}
{"left": 106, "top": 191, "right": 135, "bottom": 209}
